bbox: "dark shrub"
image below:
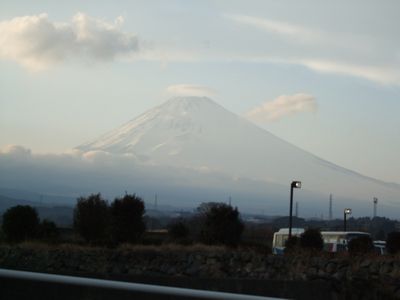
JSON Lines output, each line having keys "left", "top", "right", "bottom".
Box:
{"left": 386, "top": 231, "right": 400, "bottom": 254}
{"left": 168, "top": 220, "right": 189, "bottom": 240}
{"left": 73, "top": 193, "right": 109, "bottom": 243}
{"left": 2, "top": 205, "right": 39, "bottom": 243}
{"left": 197, "top": 202, "right": 244, "bottom": 246}
{"left": 284, "top": 236, "right": 300, "bottom": 253}
{"left": 110, "top": 194, "right": 146, "bottom": 244}
{"left": 348, "top": 235, "right": 374, "bottom": 256}
{"left": 300, "top": 228, "right": 323, "bottom": 251}
{"left": 37, "top": 219, "right": 59, "bottom": 242}
{"left": 0, "top": 228, "right": 5, "bottom": 243}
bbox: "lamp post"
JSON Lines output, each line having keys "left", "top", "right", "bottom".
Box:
{"left": 289, "top": 181, "right": 301, "bottom": 239}
{"left": 373, "top": 197, "right": 378, "bottom": 218}
{"left": 344, "top": 208, "right": 352, "bottom": 231}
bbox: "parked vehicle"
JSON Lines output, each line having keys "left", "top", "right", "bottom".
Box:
{"left": 272, "top": 228, "right": 304, "bottom": 255}
{"left": 321, "top": 231, "right": 371, "bottom": 252}
{"left": 373, "top": 240, "right": 386, "bottom": 255}
{"left": 272, "top": 228, "right": 371, "bottom": 254}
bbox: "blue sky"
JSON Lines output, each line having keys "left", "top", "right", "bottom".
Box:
{"left": 0, "top": 0, "right": 399, "bottom": 184}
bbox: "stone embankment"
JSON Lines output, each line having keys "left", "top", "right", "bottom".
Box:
{"left": 0, "top": 244, "right": 399, "bottom": 299}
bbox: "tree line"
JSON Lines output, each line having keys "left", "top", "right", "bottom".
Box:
{"left": 2, "top": 193, "right": 400, "bottom": 255}
{"left": 1, "top": 205, "right": 59, "bottom": 243}
{"left": 0, "top": 193, "right": 244, "bottom": 247}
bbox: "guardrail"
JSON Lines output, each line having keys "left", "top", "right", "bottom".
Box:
{"left": 0, "top": 268, "right": 285, "bottom": 300}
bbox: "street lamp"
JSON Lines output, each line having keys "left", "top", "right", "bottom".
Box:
{"left": 289, "top": 181, "right": 302, "bottom": 238}
{"left": 373, "top": 197, "right": 378, "bottom": 218}
{"left": 344, "top": 208, "right": 352, "bottom": 231}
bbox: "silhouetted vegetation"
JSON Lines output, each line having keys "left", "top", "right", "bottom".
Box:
{"left": 0, "top": 228, "right": 5, "bottom": 243}
{"left": 284, "top": 236, "right": 300, "bottom": 253}
{"left": 386, "top": 231, "right": 400, "bottom": 254}
{"left": 73, "top": 193, "right": 109, "bottom": 243}
{"left": 300, "top": 228, "right": 324, "bottom": 251}
{"left": 2, "top": 205, "right": 39, "bottom": 243}
{"left": 348, "top": 235, "right": 374, "bottom": 256}
{"left": 241, "top": 223, "right": 273, "bottom": 253}
{"left": 197, "top": 202, "right": 244, "bottom": 246}
{"left": 1, "top": 191, "right": 399, "bottom": 258}
{"left": 110, "top": 194, "right": 145, "bottom": 244}
{"left": 168, "top": 219, "right": 190, "bottom": 244}
{"left": 37, "top": 219, "right": 59, "bottom": 242}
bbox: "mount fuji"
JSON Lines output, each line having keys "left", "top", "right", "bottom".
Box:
{"left": 76, "top": 96, "right": 400, "bottom": 216}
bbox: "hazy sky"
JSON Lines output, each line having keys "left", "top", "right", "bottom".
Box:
{"left": 1, "top": 0, "right": 399, "bottom": 184}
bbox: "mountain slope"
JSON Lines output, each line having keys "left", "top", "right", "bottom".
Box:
{"left": 77, "top": 96, "right": 400, "bottom": 205}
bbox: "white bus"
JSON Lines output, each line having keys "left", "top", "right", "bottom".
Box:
{"left": 272, "top": 228, "right": 370, "bottom": 254}
{"left": 321, "top": 231, "right": 370, "bottom": 252}
{"left": 272, "top": 228, "right": 304, "bottom": 255}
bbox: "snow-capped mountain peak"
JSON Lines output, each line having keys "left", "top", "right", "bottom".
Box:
{"left": 77, "top": 96, "right": 255, "bottom": 156}
{"left": 77, "top": 96, "right": 400, "bottom": 204}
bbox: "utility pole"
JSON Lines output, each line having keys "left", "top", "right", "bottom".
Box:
{"left": 154, "top": 194, "right": 158, "bottom": 210}
{"left": 373, "top": 197, "right": 378, "bottom": 218}
{"left": 329, "top": 194, "right": 333, "bottom": 220}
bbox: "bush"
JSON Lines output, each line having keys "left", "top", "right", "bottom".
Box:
{"left": 37, "top": 219, "right": 59, "bottom": 242}
{"left": 110, "top": 194, "right": 146, "bottom": 244}
{"left": 197, "top": 202, "right": 244, "bottom": 246}
{"left": 168, "top": 219, "right": 190, "bottom": 244}
{"left": 386, "top": 231, "right": 400, "bottom": 254}
{"left": 0, "top": 228, "right": 5, "bottom": 243}
{"left": 348, "top": 235, "right": 374, "bottom": 256}
{"left": 300, "top": 228, "right": 323, "bottom": 251}
{"left": 284, "top": 236, "right": 300, "bottom": 253}
{"left": 73, "top": 193, "right": 109, "bottom": 243}
{"left": 1, "top": 205, "right": 39, "bottom": 243}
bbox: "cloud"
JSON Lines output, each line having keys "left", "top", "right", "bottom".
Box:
{"left": 166, "top": 84, "right": 217, "bottom": 97}
{"left": 0, "top": 144, "right": 31, "bottom": 157}
{"left": 0, "top": 13, "right": 139, "bottom": 70}
{"left": 223, "top": 13, "right": 319, "bottom": 43}
{"left": 82, "top": 150, "right": 113, "bottom": 163}
{"left": 223, "top": 13, "right": 400, "bottom": 86}
{"left": 245, "top": 93, "right": 317, "bottom": 122}
{"left": 297, "top": 59, "right": 400, "bottom": 86}
{"left": 229, "top": 55, "right": 400, "bottom": 86}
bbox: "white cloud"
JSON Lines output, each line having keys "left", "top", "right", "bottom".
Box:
{"left": 0, "top": 144, "right": 31, "bottom": 157}
{"left": 210, "top": 54, "right": 400, "bottom": 86}
{"left": 297, "top": 59, "right": 400, "bottom": 86}
{"left": 82, "top": 150, "right": 113, "bottom": 163}
{"left": 166, "top": 84, "right": 217, "bottom": 97}
{"left": 223, "top": 13, "right": 319, "bottom": 43}
{"left": 245, "top": 93, "right": 317, "bottom": 122}
{"left": 223, "top": 13, "right": 400, "bottom": 86}
{"left": 0, "top": 13, "right": 139, "bottom": 70}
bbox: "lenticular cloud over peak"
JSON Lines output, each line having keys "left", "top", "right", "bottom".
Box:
{"left": 166, "top": 84, "right": 217, "bottom": 97}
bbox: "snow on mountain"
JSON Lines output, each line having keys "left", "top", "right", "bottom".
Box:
{"left": 77, "top": 96, "right": 400, "bottom": 208}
